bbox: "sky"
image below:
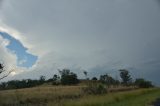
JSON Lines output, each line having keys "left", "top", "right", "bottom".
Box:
{"left": 0, "top": 0, "right": 160, "bottom": 85}
{"left": 0, "top": 32, "right": 37, "bottom": 68}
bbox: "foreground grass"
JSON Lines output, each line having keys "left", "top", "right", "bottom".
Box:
{"left": 64, "top": 88, "right": 160, "bottom": 106}
{"left": 0, "top": 86, "right": 83, "bottom": 106}
{"left": 0, "top": 85, "right": 159, "bottom": 106}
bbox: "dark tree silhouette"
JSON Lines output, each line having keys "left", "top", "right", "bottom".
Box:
{"left": 0, "top": 63, "right": 13, "bottom": 80}
{"left": 59, "top": 69, "right": 79, "bottom": 85}
{"left": 0, "top": 63, "right": 4, "bottom": 73}
{"left": 39, "top": 75, "right": 46, "bottom": 84}
{"left": 83, "top": 70, "right": 89, "bottom": 80}
{"left": 135, "top": 78, "right": 153, "bottom": 88}
{"left": 52, "top": 74, "right": 60, "bottom": 85}
{"left": 92, "top": 77, "right": 98, "bottom": 81}
{"left": 119, "top": 69, "right": 132, "bottom": 86}
{"left": 0, "top": 63, "right": 3, "bottom": 69}
{"left": 100, "top": 74, "right": 116, "bottom": 87}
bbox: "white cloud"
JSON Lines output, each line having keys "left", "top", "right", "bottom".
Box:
{"left": 0, "top": 36, "right": 17, "bottom": 78}
{"left": 0, "top": 36, "right": 16, "bottom": 66}
{"left": 0, "top": 34, "right": 27, "bottom": 81}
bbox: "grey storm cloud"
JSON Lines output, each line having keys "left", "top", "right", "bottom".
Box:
{"left": 0, "top": 0, "right": 3, "bottom": 8}
{"left": 0, "top": 0, "right": 160, "bottom": 85}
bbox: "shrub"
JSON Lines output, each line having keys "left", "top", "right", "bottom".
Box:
{"left": 83, "top": 83, "right": 107, "bottom": 95}
{"left": 92, "top": 77, "right": 98, "bottom": 81}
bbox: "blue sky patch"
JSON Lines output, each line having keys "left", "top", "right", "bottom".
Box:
{"left": 0, "top": 32, "right": 38, "bottom": 68}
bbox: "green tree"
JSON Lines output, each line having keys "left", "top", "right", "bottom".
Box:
{"left": 119, "top": 69, "right": 132, "bottom": 86}
{"left": 100, "top": 74, "right": 116, "bottom": 87}
{"left": 59, "top": 69, "right": 79, "bottom": 85}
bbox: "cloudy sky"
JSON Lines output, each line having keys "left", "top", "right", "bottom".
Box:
{"left": 0, "top": 0, "right": 160, "bottom": 85}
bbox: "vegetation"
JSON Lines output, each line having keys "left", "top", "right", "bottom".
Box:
{"left": 64, "top": 88, "right": 160, "bottom": 106}
{"left": 83, "top": 70, "right": 89, "bottom": 80}
{"left": 0, "top": 86, "right": 159, "bottom": 106}
{"left": 0, "top": 62, "right": 158, "bottom": 106}
{"left": 92, "top": 77, "right": 98, "bottom": 81}
{"left": 119, "top": 69, "right": 132, "bottom": 86}
{"left": 0, "top": 86, "right": 83, "bottom": 106}
{"left": 82, "top": 82, "right": 107, "bottom": 95}
{"left": 0, "top": 63, "right": 13, "bottom": 80}
{"left": 0, "top": 67, "right": 154, "bottom": 91}
{"left": 51, "top": 74, "right": 60, "bottom": 85}
{"left": 58, "top": 69, "right": 79, "bottom": 85}
{"left": 135, "top": 78, "right": 153, "bottom": 88}
{"left": 0, "top": 79, "right": 45, "bottom": 90}
{"left": 99, "top": 74, "right": 119, "bottom": 87}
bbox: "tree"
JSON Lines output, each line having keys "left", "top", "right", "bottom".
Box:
{"left": 92, "top": 77, "right": 98, "bottom": 81}
{"left": 39, "top": 75, "right": 46, "bottom": 84}
{"left": 0, "top": 63, "right": 4, "bottom": 70}
{"left": 59, "top": 69, "right": 79, "bottom": 85}
{"left": 100, "top": 74, "right": 116, "bottom": 87}
{"left": 53, "top": 74, "right": 58, "bottom": 81}
{"left": 52, "top": 74, "right": 60, "bottom": 85}
{"left": 119, "top": 69, "right": 132, "bottom": 86}
{"left": 0, "top": 63, "right": 13, "bottom": 80}
{"left": 135, "top": 78, "right": 153, "bottom": 88}
{"left": 83, "top": 70, "right": 88, "bottom": 80}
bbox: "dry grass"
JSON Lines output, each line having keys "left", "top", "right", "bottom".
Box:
{"left": 0, "top": 85, "right": 158, "bottom": 106}
{"left": 0, "top": 86, "right": 83, "bottom": 106}
{"left": 64, "top": 88, "right": 160, "bottom": 106}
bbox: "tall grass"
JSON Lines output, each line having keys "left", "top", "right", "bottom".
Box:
{"left": 0, "top": 86, "right": 83, "bottom": 106}
{"left": 0, "top": 86, "right": 159, "bottom": 106}
{"left": 64, "top": 88, "right": 160, "bottom": 106}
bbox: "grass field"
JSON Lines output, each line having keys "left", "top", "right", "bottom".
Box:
{"left": 0, "top": 85, "right": 159, "bottom": 106}
{"left": 64, "top": 88, "right": 160, "bottom": 106}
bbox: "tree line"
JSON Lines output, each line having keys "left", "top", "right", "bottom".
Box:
{"left": 0, "top": 63, "right": 153, "bottom": 90}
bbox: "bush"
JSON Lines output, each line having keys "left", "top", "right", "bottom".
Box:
{"left": 92, "top": 77, "right": 98, "bottom": 81}
{"left": 99, "top": 74, "right": 119, "bottom": 87}
{"left": 83, "top": 83, "right": 107, "bottom": 95}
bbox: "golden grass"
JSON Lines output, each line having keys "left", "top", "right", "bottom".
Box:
{"left": 0, "top": 85, "right": 159, "bottom": 106}
{"left": 0, "top": 86, "right": 83, "bottom": 106}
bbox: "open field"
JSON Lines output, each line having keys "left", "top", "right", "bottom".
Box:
{"left": 64, "top": 88, "right": 160, "bottom": 106}
{"left": 0, "top": 85, "right": 160, "bottom": 106}
{"left": 0, "top": 86, "right": 83, "bottom": 106}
